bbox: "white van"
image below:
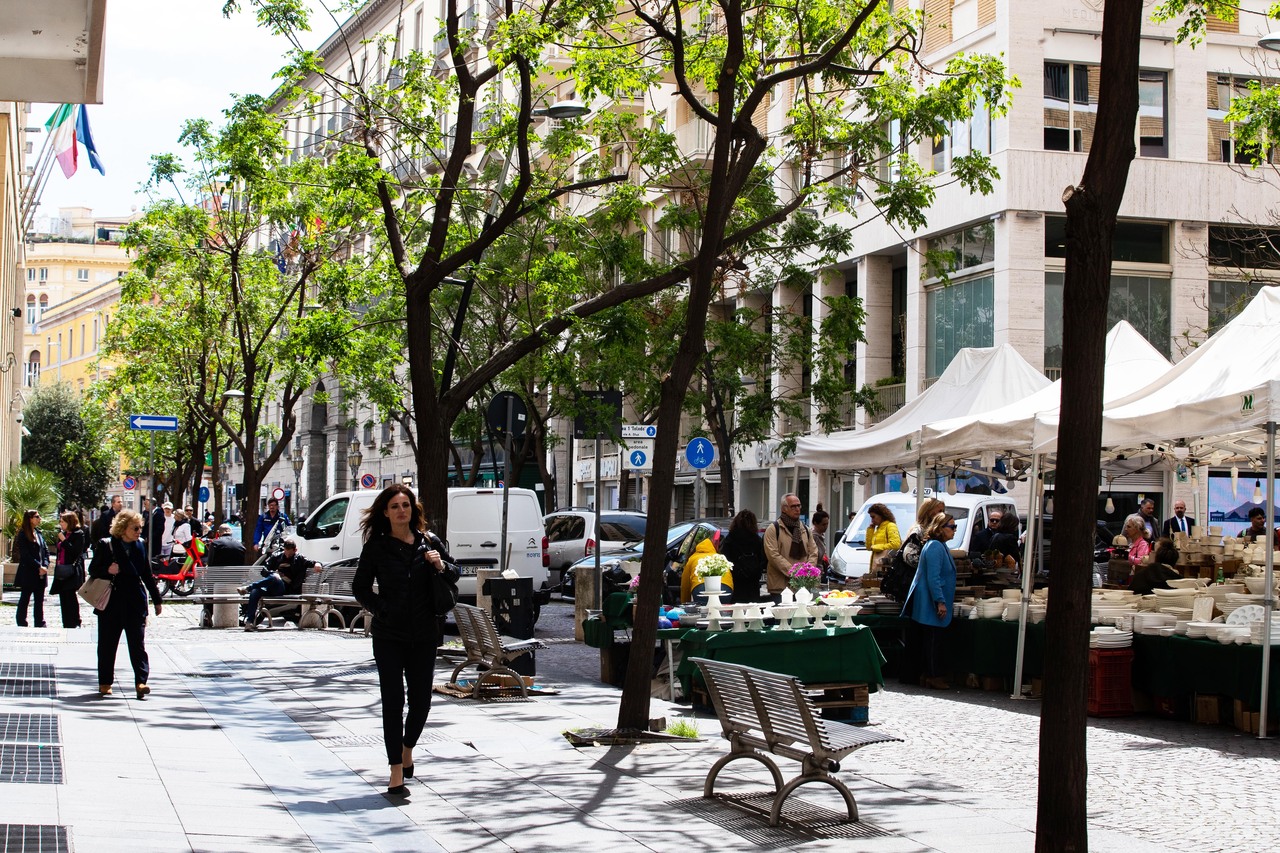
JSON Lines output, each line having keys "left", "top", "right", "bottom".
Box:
{"left": 829, "top": 490, "right": 1018, "bottom": 582}
{"left": 294, "top": 487, "right": 550, "bottom": 603}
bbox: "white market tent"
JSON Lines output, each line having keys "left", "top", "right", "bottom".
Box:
{"left": 1070, "top": 286, "right": 1280, "bottom": 737}
{"left": 794, "top": 344, "right": 1052, "bottom": 473}
{"left": 922, "top": 321, "right": 1172, "bottom": 462}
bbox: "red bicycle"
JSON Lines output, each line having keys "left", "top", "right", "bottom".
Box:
{"left": 152, "top": 537, "right": 206, "bottom": 598}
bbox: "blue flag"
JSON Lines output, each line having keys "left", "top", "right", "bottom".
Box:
{"left": 74, "top": 105, "right": 106, "bottom": 175}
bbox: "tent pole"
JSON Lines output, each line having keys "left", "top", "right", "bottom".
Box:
{"left": 1260, "top": 421, "right": 1275, "bottom": 739}
{"left": 916, "top": 458, "right": 926, "bottom": 512}
{"left": 1011, "top": 453, "right": 1041, "bottom": 699}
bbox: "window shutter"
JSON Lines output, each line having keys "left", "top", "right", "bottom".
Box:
{"left": 1206, "top": 12, "right": 1238, "bottom": 34}
{"left": 752, "top": 92, "right": 771, "bottom": 134}
{"left": 977, "top": 0, "right": 995, "bottom": 27}
{"left": 922, "top": 0, "right": 952, "bottom": 55}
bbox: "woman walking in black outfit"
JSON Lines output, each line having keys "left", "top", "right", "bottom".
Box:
{"left": 13, "top": 509, "right": 49, "bottom": 627}
{"left": 50, "top": 511, "right": 89, "bottom": 628}
{"left": 353, "top": 484, "right": 459, "bottom": 797}
{"left": 719, "top": 510, "right": 767, "bottom": 602}
{"left": 87, "top": 509, "right": 163, "bottom": 698}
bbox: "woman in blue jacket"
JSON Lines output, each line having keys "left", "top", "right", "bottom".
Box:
{"left": 901, "top": 512, "right": 957, "bottom": 690}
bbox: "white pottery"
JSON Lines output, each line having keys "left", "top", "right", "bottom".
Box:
{"left": 771, "top": 605, "right": 794, "bottom": 631}
{"left": 702, "top": 575, "right": 722, "bottom": 594}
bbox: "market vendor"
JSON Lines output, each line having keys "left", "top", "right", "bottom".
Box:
{"left": 1130, "top": 538, "right": 1181, "bottom": 595}
{"left": 1123, "top": 515, "right": 1152, "bottom": 574}
{"left": 1238, "top": 507, "right": 1280, "bottom": 548}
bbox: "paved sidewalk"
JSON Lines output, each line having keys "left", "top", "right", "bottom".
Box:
{"left": 0, "top": 604, "right": 1277, "bottom": 852}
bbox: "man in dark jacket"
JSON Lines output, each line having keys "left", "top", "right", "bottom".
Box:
{"left": 91, "top": 495, "right": 122, "bottom": 541}
{"left": 200, "top": 525, "right": 249, "bottom": 627}
{"left": 238, "top": 538, "right": 322, "bottom": 629}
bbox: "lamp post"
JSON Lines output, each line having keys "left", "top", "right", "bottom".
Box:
{"left": 347, "top": 438, "right": 363, "bottom": 490}
{"left": 291, "top": 446, "right": 304, "bottom": 518}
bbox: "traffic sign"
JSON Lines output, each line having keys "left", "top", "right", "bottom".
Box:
{"left": 621, "top": 424, "right": 657, "bottom": 439}
{"left": 685, "top": 437, "right": 715, "bottom": 469}
{"left": 198, "top": 486, "right": 210, "bottom": 502}
{"left": 622, "top": 440, "right": 654, "bottom": 470}
{"left": 360, "top": 473, "right": 376, "bottom": 489}
{"left": 128, "top": 414, "right": 178, "bottom": 432}
{"left": 122, "top": 476, "right": 137, "bottom": 491}
{"left": 271, "top": 487, "right": 286, "bottom": 501}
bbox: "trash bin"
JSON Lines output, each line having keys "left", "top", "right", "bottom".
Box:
{"left": 485, "top": 577, "right": 535, "bottom": 675}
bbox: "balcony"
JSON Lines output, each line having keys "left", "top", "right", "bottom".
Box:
{"left": 675, "top": 119, "right": 714, "bottom": 159}
{"left": 868, "top": 382, "right": 905, "bottom": 425}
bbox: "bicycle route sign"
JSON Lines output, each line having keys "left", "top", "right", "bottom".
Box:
{"left": 685, "top": 437, "right": 715, "bottom": 470}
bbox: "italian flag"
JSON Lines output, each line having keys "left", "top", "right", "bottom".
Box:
{"left": 44, "top": 104, "right": 106, "bottom": 179}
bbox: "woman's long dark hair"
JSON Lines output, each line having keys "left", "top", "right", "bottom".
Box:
{"left": 19, "top": 510, "right": 40, "bottom": 541}
{"left": 360, "top": 484, "right": 426, "bottom": 542}
{"left": 727, "top": 509, "right": 758, "bottom": 539}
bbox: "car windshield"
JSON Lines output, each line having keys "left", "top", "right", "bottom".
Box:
{"left": 599, "top": 517, "right": 647, "bottom": 542}
{"left": 844, "top": 501, "right": 972, "bottom": 545}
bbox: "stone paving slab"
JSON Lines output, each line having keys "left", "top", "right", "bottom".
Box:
{"left": 3, "top": 603, "right": 1280, "bottom": 851}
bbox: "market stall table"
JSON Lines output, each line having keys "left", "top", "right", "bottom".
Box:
{"left": 1131, "top": 633, "right": 1280, "bottom": 713}
{"left": 662, "top": 624, "right": 886, "bottom": 699}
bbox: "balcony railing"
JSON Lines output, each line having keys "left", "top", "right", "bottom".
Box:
{"left": 868, "top": 382, "right": 905, "bottom": 425}
{"left": 675, "top": 119, "right": 713, "bottom": 157}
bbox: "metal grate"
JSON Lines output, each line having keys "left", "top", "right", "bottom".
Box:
{"left": 316, "top": 729, "right": 450, "bottom": 748}
{"left": 0, "top": 680, "right": 55, "bottom": 699}
{"left": 293, "top": 663, "right": 379, "bottom": 679}
{"left": 669, "top": 793, "right": 894, "bottom": 847}
{"left": 0, "top": 745, "right": 64, "bottom": 784}
{"left": 0, "top": 715, "right": 59, "bottom": 745}
{"left": 176, "top": 672, "right": 232, "bottom": 679}
{"left": 0, "top": 665, "right": 54, "bottom": 681}
{"left": 0, "top": 825, "right": 70, "bottom": 853}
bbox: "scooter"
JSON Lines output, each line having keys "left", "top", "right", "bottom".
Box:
{"left": 151, "top": 538, "right": 206, "bottom": 598}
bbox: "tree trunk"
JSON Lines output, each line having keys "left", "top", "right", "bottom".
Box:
{"left": 416, "top": 409, "right": 456, "bottom": 535}
{"left": 1036, "top": 3, "right": 1142, "bottom": 850}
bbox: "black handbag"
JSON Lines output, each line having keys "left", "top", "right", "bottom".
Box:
{"left": 431, "top": 570, "right": 459, "bottom": 616}
{"left": 53, "top": 563, "right": 81, "bottom": 588}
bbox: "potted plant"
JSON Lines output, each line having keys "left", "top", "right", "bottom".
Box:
{"left": 787, "top": 561, "right": 823, "bottom": 593}
{"left": 2, "top": 466, "right": 62, "bottom": 590}
{"left": 695, "top": 553, "right": 733, "bottom": 594}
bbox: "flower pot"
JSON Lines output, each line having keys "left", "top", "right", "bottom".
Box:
{"left": 702, "top": 575, "right": 722, "bottom": 594}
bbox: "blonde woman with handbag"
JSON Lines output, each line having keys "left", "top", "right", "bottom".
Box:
{"left": 86, "top": 509, "right": 163, "bottom": 698}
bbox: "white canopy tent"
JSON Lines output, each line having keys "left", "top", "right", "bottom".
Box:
{"left": 922, "top": 322, "right": 1172, "bottom": 461}
{"left": 794, "top": 344, "right": 1052, "bottom": 473}
{"left": 1056, "top": 286, "right": 1280, "bottom": 738}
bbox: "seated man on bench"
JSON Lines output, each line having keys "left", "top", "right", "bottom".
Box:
{"left": 239, "top": 538, "right": 323, "bottom": 630}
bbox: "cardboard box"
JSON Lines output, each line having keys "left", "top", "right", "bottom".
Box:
{"left": 980, "top": 675, "right": 1005, "bottom": 692}
{"left": 1193, "top": 694, "right": 1226, "bottom": 725}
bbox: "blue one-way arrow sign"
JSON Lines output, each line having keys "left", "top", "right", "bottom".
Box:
{"left": 129, "top": 414, "right": 179, "bottom": 432}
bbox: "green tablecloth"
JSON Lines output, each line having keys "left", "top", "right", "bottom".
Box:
{"left": 665, "top": 625, "right": 886, "bottom": 696}
{"left": 847, "top": 615, "right": 1046, "bottom": 680}
{"left": 1131, "top": 634, "right": 1280, "bottom": 709}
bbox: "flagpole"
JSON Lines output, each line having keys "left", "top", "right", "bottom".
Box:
{"left": 19, "top": 128, "right": 59, "bottom": 233}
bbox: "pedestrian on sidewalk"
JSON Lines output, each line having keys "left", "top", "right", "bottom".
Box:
{"left": 87, "top": 509, "right": 163, "bottom": 699}
{"left": 901, "top": 512, "right": 958, "bottom": 690}
{"left": 13, "top": 509, "right": 50, "bottom": 628}
{"left": 353, "top": 484, "right": 460, "bottom": 798}
{"left": 50, "top": 511, "right": 89, "bottom": 628}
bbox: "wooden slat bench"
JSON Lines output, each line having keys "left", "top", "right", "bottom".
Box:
{"left": 188, "top": 565, "right": 261, "bottom": 628}
{"left": 253, "top": 567, "right": 338, "bottom": 629}
{"left": 448, "top": 603, "right": 544, "bottom": 700}
{"left": 692, "top": 657, "right": 901, "bottom": 826}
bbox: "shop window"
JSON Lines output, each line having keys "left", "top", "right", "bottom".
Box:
{"left": 927, "top": 222, "right": 995, "bottom": 278}
{"left": 1044, "top": 218, "right": 1168, "bottom": 263}
{"left": 1208, "top": 279, "right": 1268, "bottom": 333}
{"left": 926, "top": 275, "right": 994, "bottom": 380}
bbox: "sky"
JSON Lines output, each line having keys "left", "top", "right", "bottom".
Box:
{"left": 30, "top": 0, "right": 328, "bottom": 224}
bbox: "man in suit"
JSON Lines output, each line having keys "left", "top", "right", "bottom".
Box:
{"left": 1162, "top": 500, "right": 1196, "bottom": 537}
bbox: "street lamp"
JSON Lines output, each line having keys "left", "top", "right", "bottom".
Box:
{"left": 347, "top": 438, "right": 363, "bottom": 490}
{"left": 1261, "top": 31, "right": 1280, "bottom": 51}
{"left": 291, "top": 445, "right": 304, "bottom": 516}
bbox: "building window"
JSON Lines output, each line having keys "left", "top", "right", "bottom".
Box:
{"left": 1209, "top": 74, "right": 1274, "bottom": 164}
{"left": 1044, "top": 271, "right": 1171, "bottom": 371}
{"left": 25, "top": 269, "right": 34, "bottom": 282}
{"left": 38, "top": 268, "right": 48, "bottom": 282}
{"left": 877, "top": 119, "right": 903, "bottom": 183}
{"left": 927, "top": 222, "right": 995, "bottom": 278}
{"left": 931, "top": 101, "right": 993, "bottom": 172}
{"left": 1044, "top": 217, "right": 1168, "bottom": 263}
{"left": 1139, "top": 70, "right": 1168, "bottom": 158}
{"left": 38, "top": 294, "right": 48, "bottom": 319}
{"left": 25, "top": 352, "right": 40, "bottom": 388}
{"left": 77, "top": 268, "right": 89, "bottom": 281}
{"left": 926, "top": 274, "right": 994, "bottom": 380}
{"left": 1208, "top": 279, "right": 1269, "bottom": 333}
{"left": 1044, "top": 62, "right": 1097, "bottom": 152}
{"left": 25, "top": 295, "right": 36, "bottom": 325}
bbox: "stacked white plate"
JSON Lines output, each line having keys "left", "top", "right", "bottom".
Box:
{"left": 1092, "top": 604, "right": 1138, "bottom": 624}
{"left": 1219, "top": 593, "right": 1266, "bottom": 618}
{"left": 1184, "top": 621, "right": 1218, "bottom": 638}
{"left": 1090, "top": 627, "right": 1133, "bottom": 648}
{"left": 1217, "top": 626, "right": 1251, "bottom": 645}
{"left": 1133, "top": 612, "right": 1176, "bottom": 634}
{"left": 1205, "top": 584, "right": 1245, "bottom": 606}
{"left": 1151, "top": 588, "right": 1198, "bottom": 613}
{"left": 976, "top": 598, "right": 1006, "bottom": 619}
{"left": 1249, "top": 619, "right": 1280, "bottom": 644}
{"left": 1161, "top": 606, "right": 1194, "bottom": 620}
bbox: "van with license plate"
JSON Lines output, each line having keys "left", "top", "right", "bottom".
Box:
{"left": 293, "top": 487, "right": 550, "bottom": 614}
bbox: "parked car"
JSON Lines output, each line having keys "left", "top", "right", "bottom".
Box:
{"left": 561, "top": 519, "right": 735, "bottom": 602}
{"left": 543, "top": 508, "right": 647, "bottom": 578}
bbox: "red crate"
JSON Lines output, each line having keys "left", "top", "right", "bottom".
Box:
{"left": 1087, "top": 648, "right": 1134, "bottom": 717}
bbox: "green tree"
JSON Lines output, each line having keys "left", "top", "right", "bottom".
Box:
{"left": 2, "top": 466, "right": 62, "bottom": 543}
{"left": 20, "top": 384, "right": 113, "bottom": 511}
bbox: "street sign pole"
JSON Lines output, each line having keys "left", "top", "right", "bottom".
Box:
{"left": 500, "top": 395, "right": 513, "bottom": 575}
{"left": 147, "top": 432, "right": 155, "bottom": 566}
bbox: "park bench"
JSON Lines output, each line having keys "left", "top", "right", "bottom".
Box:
{"left": 448, "top": 603, "right": 544, "bottom": 700}
{"left": 692, "top": 657, "right": 901, "bottom": 826}
{"left": 252, "top": 565, "right": 341, "bottom": 629}
{"left": 188, "top": 564, "right": 261, "bottom": 628}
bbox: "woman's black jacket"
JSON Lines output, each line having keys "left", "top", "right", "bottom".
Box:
{"left": 353, "top": 530, "right": 460, "bottom": 644}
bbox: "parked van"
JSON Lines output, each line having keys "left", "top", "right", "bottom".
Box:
{"left": 294, "top": 487, "right": 550, "bottom": 607}
{"left": 829, "top": 490, "right": 1019, "bottom": 582}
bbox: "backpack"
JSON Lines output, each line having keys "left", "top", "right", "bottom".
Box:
{"left": 880, "top": 532, "right": 922, "bottom": 602}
